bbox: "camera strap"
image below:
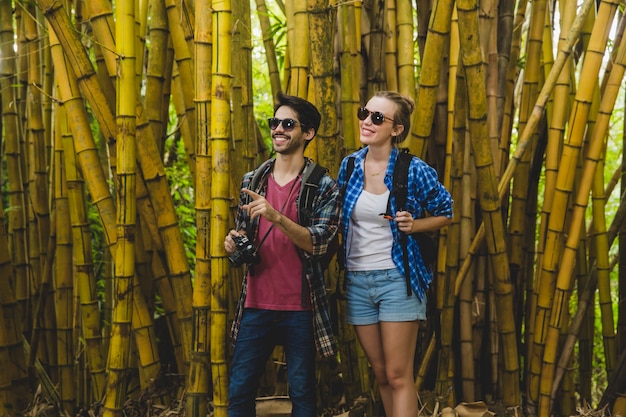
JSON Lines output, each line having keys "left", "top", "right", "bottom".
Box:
{"left": 253, "top": 169, "right": 302, "bottom": 252}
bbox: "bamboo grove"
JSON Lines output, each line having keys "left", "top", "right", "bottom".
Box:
{"left": 0, "top": 0, "right": 625, "bottom": 416}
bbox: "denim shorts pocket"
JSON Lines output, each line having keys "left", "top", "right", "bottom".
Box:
{"left": 384, "top": 268, "right": 404, "bottom": 282}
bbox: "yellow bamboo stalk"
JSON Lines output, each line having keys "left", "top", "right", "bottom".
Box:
{"left": 307, "top": 0, "right": 339, "bottom": 175}
{"left": 85, "top": 15, "right": 163, "bottom": 401}
{"left": 335, "top": 3, "right": 365, "bottom": 401}
{"left": 362, "top": 2, "right": 386, "bottom": 95}
{"left": 35, "top": 0, "right": 118, "bottom": 165}
{"left": 536, "top": 0, "right": 576, "bottom": 284}
{"left": 434, "top": 12, "right": 461, "bottom": 399}
{"left": 0, "top": 26, "right": 32, "bottom": 413}
{"left": 592, "top": 41, "right": 626, "bottom": 385}
{"left": 186, "top": 0, "right": 212, "bottom": 414}
{"left": 383, "top": 0, "right": 398, "bottom": 92}
{"left": 86, "top": 0, "right": 117, "bottom": 94}
{"left": 171, "top": 66, "right": 198, "bottom": 178}
{"left": 130, "top": 270, "right": 162, "bottom": 393}
{"left": 211, "top": 1, "right": 232, "bottom": 416}
{"left": 53, "top": 111, "right": 76, "bottom": 416}
{"left": 151, "top": 254, "right": 185, "bottom": 373}
{"left": 484, "top": 2, "right": 499, "bottom": 177}
{"left": 0, "top": 0, "right": 29, "bottom": 349}
{"left": 506, "top": 0, "right": 547, "bottom": 369}
{"left": 135, "top": 0, "right": 149, "bottom": 91}
{"left": 40, "top": 0, "right": 196, "bottom": 376}
{"left": 456, "top": 0, "right": 520, "bottom": 406}
{"left": 58, "top": 114, "right": 107, "bottom": 401}
{"left": 450, "top": 28, "right": 477, "bottom": 401}
{"left": 534, "top": 2, "right": 615, "bottom": 411}
{"left": 453, "top": 0, "right": 596, "bottom": 297}
{"left": 0, "top": 204, "right": 17, "bottom": 414}
{"left": 144, "top": 0, "right": 170, "bottom": 148}
{"left": 135, "top": 176, "right": 165, "bottom": 257}
{"left": 396, "top": 0, "right": 415, "bottom": 98}
{"left": 25, "top": 3, "right": 54, "bottom": 368}
{"left": 134, "top": 100, "right": 195, "bottom": 377}
{"left": 497, "top": 0, "right": 526, "bottom": 178}
{"left": 165, "top": 0, "right": 198, "bottom": 173}
{"left": 102, "top": 1, "right": 137, "bottom": 415}
{"left": 536, "top": 6, "right": 624, "bottom": 414}
{"left": 47, "top": 23, "right": 118, "bottom": 266}
{"left": 41, "top": 28, "right": 53, "bottom": 160}
{"left": 409, "top": 0, "right": 454, "bottom": 158}
{"left": 338, "top": 2, "right": 361, "bottom": 154}
{"left": 232, "top": 0, "right": 256, "bottom": 180}
{"left": 285, "top": 0, "right": 309, "bottom": 96}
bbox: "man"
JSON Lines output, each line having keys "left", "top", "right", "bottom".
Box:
{"left": 224, "top": 92, "right": 340, "bottom": 417}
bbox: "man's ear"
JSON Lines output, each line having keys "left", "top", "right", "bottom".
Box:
{"left": 304, "top": 128, "right": 316, "bottom": 141}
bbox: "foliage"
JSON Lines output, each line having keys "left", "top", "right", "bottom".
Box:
{"left": 251, "top": 0, "right": 286, "bottom": 150}
{"left": 164, "top": 133, "right": 197, "bottom": 278}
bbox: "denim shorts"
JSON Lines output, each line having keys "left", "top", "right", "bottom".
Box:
{"left": 345, "top": 268, "right": 427, "bottom": 325}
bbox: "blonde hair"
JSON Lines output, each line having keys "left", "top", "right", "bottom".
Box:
{"left": 373, "top": 91, "right": 415, "bottom": 144}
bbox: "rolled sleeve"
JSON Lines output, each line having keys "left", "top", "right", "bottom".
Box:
{"left": 304, "top": 176, "right": 341, "bottom": 257}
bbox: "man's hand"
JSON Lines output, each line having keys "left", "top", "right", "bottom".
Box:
{"left": 224, "top": 230, "right": 245, "bottom": 254}
{"left": 242, "top": 189, "right": 282, "bottom": 224}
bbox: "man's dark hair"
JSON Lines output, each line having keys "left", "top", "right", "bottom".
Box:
{"left": 274, "top": 91, "right": 321, "bottom": 136}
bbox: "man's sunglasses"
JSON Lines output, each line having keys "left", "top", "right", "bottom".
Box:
{"left": 357, "top": 107, "right": 395, "bottom": 125}
{"left": 268, "top": 117, "right": 303, "bottom": 132}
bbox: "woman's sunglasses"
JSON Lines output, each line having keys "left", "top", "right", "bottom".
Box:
{"left": 357, "top": 107, "right": 395, "bottom": 125}
{"left": 268, "top": 117, "right": 303, "bottom": 132}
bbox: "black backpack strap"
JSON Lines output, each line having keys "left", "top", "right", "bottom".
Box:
{"left": 387, "top": 151, "right": 412, "bottom": 214}
{"left": 248, "top": 159, "right": 274, "bottom": 193}
{"left": 345, "top": 157, "right": 356, "bottom": 190}
{"left": 387, "top": 151, "right": 413, "bottom": 296}
{"left": 298, "top": 161, "right": 327, "bottom": 226}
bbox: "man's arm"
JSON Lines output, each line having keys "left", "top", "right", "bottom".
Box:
{"left": 241, "top": 188, "right": 314, "bottom": 253}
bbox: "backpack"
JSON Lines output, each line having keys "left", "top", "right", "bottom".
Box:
{"left": 344, "top": 150, "right": 437, "bottom": 296}
{"left": 247, "top": 159, "right": 339, "bottom": 272}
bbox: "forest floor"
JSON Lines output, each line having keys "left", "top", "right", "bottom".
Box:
{"left": 21, "top": 377, "right": 612, "bottom": 417}
{"left": 20, "top": 388, "right": 523, "bottom": 417}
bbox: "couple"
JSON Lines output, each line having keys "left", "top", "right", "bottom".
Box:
{"left": 223, "top": 91, "right": 454, "bottom": 417}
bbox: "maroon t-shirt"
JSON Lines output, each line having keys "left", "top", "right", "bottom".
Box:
{"left": 245, "top": 174, "right": 311, "bottom": 311}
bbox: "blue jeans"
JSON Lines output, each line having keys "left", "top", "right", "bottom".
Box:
{"left": 228, "top": 308, "right": 317, "bottom": 417}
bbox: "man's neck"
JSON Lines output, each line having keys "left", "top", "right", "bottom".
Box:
{"left": 272, "top": 154, "right": 306, "bottom": 185}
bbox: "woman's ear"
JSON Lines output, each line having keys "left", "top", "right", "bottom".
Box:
{"left": 393, "top": 124, "right": 405, "bottom": 138}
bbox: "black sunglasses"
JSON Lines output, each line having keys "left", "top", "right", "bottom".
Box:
{"left": 268, "top": 117, "right": 303, "bottom": 132}
{"left": 357, "top": 107, "right": 395, "bottom": 125}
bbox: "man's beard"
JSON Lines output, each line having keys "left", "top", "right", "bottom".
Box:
{"left": 273, "top": 135, "right": 302, "bottom": 155}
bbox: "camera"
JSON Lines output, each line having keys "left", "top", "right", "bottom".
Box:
{"left": 228, "top": 235, "right": 260, "bottom": 267}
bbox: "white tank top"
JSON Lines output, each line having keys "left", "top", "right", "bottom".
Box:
{"left": 346, "top": 189, "right": 396, "bottom": 271}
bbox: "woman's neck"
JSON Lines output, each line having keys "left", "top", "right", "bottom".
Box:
{"left": 366, "top": 144, "right": 393, "bottom": 163}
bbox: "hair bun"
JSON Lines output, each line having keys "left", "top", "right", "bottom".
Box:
{"left": 403, "top": 95, "right": 415, "bottom": 114}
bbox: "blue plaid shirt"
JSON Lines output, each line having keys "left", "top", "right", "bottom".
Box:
{"left": 231, "top": 158, "right": 340, "bottom": 358}
{"left": 337, "top": 147, "right": 453, "bottom": 300}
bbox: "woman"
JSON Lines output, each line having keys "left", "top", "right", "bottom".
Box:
{"left": 337, "top": 91, "right": 453, "bottom": 417}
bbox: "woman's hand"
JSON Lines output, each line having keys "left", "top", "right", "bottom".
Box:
{"left": 394, "top": 211, "right": 415, "bottom": 234}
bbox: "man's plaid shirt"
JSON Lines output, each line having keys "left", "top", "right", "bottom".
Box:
{"left": 230, "top": 158, "right": 341, "bottom": 358}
